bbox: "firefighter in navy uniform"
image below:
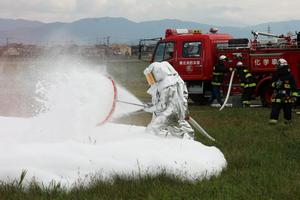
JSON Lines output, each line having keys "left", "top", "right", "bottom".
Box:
{"left": 236, "top": 61, "right": 256, "bottom": 107}
{"left": 209, "top": 55, "right": 231, "bottom": 106}
{"left": 269, "top": 58, "right": 298, "bottom": 124}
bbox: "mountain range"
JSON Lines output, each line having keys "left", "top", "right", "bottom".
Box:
{"left": 0, "top": 17, "right": 299, "bottom": 45}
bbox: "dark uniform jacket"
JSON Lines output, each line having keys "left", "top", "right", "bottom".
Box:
{"left": 271, "top": 69, "right": 298, "bottom": 103}
{"left": 237, "top": 68, "right": 256, "bottom": 88}
{"left": 212, "top": 63, "right": 229, "bottom": 86}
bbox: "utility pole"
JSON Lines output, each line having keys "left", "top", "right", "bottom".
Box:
{"left": 106, "top": 36, "right": 110, "bottom": 46}
{"left": 267, "top": 25, "right": 271, "bottom": 38}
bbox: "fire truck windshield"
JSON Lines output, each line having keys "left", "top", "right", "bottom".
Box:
{"left": 153, "top": 42, "right": 174, "bottom": 62}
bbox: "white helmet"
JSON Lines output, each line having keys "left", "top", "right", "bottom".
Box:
{"left": 144, "top": 62, "right": 177, "bottom": 85}
{"left": 277, "top": 58, "right": 288, "bottom": 70}
{"left": 236, "top": 61, "right": 244, "bottom": 67}
{"left": 278, "top": 58, "right": 288, "bottom": 66}
{"left": 219, "top": 55, "right": 227, "bottom": 61}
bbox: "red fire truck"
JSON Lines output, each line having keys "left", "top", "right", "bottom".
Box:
{"left": 150, "top": 28, "right": 300, "bottom": 105}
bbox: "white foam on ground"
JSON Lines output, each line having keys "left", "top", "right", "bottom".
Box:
{"left": 0, "top": 60, "right": 227, "bottom": 187}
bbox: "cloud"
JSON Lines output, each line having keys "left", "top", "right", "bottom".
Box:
{"left": 0, "top": 0, "right": 299, "bottom": 26}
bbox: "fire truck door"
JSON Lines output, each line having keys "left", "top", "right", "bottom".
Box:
{"left": 178, "top": 41, "right": 203, "bottom": 78}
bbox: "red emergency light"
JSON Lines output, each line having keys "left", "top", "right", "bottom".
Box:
{"left": 165, "top": 29, "right": 201, "bottom": 38}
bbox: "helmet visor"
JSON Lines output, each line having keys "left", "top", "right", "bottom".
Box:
{"left": 145, "top": 72, "right": 156, "bottom": 85}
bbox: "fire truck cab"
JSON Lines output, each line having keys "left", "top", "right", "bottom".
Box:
{"left": 151, "top": 28, "right": 300, "bottom": 105}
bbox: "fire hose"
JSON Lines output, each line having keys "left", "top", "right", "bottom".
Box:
{"left": 117, "top": 100, "right": 145, "bottom": 107}
{"left": 186, "top": 116, "right": 216, "bottom": 142}
{"left": 97, "top": 76, "right": 150, "bottom": 126}
{"left": 219, "top": 70, "right": 235, "bottom": 111}
{"left": 98, "top": 77, "right": 216, "bottom": 141}
{"left": 118, "top": 100, "right": 216, "bottom": 142}
{"left": 97, "top": 78, "right": 146, "bottom": 126}
{"left": 97, "top": 76, "right": 118, "bottom": 126}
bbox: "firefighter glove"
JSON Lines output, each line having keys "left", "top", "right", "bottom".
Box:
{"left": 275, "top": 80, "right": 283, "bottom": 88}
{"left": 143, "top": 103, "right": 155, "bottom": 113}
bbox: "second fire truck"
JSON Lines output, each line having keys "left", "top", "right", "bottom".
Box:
{"left": 150, "top": 28, "right": 300, "bottom": 105}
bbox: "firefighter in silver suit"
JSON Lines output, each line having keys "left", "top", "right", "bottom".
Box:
{"left": 143, "top": 61, "right": 194, "bottom": 139}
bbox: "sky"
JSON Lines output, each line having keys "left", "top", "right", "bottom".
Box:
{"left": 0, "top": 0, "right": 300, "bottom": 26}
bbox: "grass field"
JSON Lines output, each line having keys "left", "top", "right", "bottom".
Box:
{"left": 1, "top": 60, "right": 300, "bottom": 199}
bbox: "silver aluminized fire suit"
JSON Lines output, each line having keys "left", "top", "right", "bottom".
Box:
{"left": 143, "top": 61, "right": 194, "bottom": 139}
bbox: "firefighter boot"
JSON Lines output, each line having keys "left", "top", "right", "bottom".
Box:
{"left": 217, "top": 99, "right": 224, "bottom": 107}
{"left": 242, "top": 101, "right": 251, "bottom": 108}
{"left": 269, "top": 119, "right": 278, "bottom": 124}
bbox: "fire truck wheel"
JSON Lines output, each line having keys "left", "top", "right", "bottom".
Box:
{"left": 190, "top": 94, "right": 208, "bottom": 105}
{"left": 259, "top": 84, "right": 273, "bottom": 107}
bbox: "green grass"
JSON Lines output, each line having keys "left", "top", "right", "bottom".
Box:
{"left": 113, "top": 105, "right": 300, "bottom": 200}
{"left": 1, "top": 60, "right": 300, "bottom": 199}
{"left": 189, "top": 107, "right": 300, "bottom": 200}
